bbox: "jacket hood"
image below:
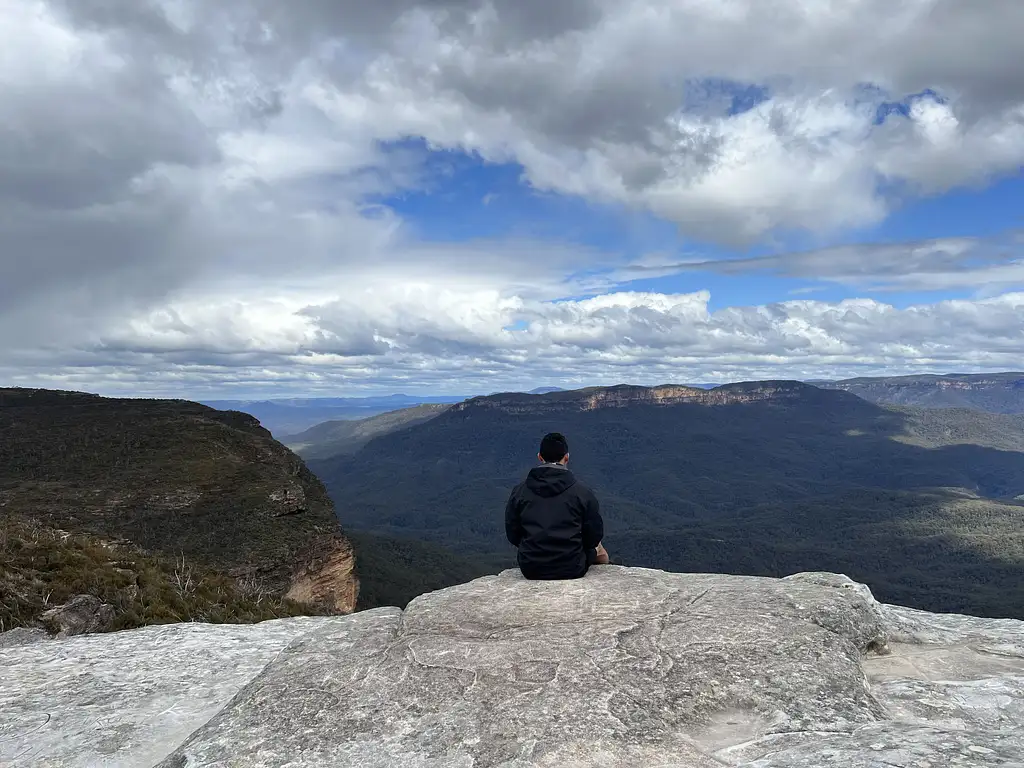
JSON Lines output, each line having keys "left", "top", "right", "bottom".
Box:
{"left": 525, "top": 465, "right": 577, "bottom": 498}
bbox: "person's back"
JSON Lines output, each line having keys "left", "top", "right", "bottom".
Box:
{"left": 504, "top": 432, "right": 609, "bottom": 580}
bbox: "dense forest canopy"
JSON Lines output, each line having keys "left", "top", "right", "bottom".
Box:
{"left": 818, "top": 372, "right": 1024, "bottom": 414}
{"left": 312, "top": 382, "right": 1024, "bottom": 617}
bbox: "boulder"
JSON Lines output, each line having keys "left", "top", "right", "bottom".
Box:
{"left": 38, "top": 595, "right": 115, "bottom": 638}
{"left": 1, "top": 567, "right": 1022, "bottom": 767}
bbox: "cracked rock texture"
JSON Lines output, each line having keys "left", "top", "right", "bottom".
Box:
{"left": 2, "top": 567, "right": 1022, "bottom": 767}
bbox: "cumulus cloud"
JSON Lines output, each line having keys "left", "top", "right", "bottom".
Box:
{"left": 290, "top": 0, "right": 1024, "bottom": 240}
{"left": 9, "top": 288, "right": 1022, "bottom": 397}
{"left": 2, "top": 0, "right": 1024, "bottom": 395}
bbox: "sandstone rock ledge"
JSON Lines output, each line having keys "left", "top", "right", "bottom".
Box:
{"left": 1, "top": 567, "right": 1021, "bottom": 767}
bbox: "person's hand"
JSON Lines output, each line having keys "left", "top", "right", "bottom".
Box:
{"left": 595, "top": 542, "right": 610, "bottom": 565}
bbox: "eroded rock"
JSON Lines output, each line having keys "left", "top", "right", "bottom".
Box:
{"left": 2, "top": 567, "right": 1022, "bottom": 767}
{"left": 268, "top": 481, "right": 307, "bottom": 516}
{"left": 286, "top": 534, "right": 358, "bottom": 612}
{"left": 38, "top": 595, "right": 115, "bottom": 638}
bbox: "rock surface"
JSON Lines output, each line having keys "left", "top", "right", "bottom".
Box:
{"left": 0, "top": 627, "right": 49, "bottom": 648}
{"left": 0, "top": 617, "right": 330, "bottom": 767}
{"left": 39, "top": 594, "right": 116, "bottom": 638}
{"left": 2, "top": 567, "right": 1022, "bottom": 767}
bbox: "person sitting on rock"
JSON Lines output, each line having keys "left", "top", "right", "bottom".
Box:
{"left": 504, "top": 432, "right": 610, "bottom": 580}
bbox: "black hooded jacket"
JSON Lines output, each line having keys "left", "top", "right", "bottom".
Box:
{"left": 504, "top": 464, "right": 604, "bottom": 579}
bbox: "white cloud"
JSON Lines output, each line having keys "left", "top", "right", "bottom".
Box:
{"left": 8, "top": 287, "right": 1022, "bottom": 398}
{"left": 633, "top": 233, "right": 1024, "bottom": 294}
{"left": 2, "top": 1, "right": 1024, "bottom": 396}
{"left": 286, "top": 0, "right": 1024, "bottom": 241}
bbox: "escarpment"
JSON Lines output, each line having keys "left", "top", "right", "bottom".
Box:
{"left": 0, "top": 388, "right": 358, "bottom": 633}
{"left": 449, "top": 380, "right": 838, "bottom": 416}
{"left": 820, "top": 372, "right": 1024, "bottom": 414}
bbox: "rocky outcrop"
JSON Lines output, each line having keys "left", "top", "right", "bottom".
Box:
{"left": 266, "top": 478, "right": 310, "bottom": 517}
{"left": 451, "top": 381, "right": 846, "bottom": 416}
{"left": 3, "top": 567, "right": 1021, "bottom": 767}
{"left": 39, "top": 595, "right": 115, "bottom": 638}
{"left": 286, "top": 534, "right": 358, "bottom": 612}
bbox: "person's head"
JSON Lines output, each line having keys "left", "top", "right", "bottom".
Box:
{"left": 538, "top": 432, "right": 569, "bottom": 465}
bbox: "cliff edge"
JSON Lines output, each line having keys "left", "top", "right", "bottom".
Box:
{"left": 449, "top": 381, "right": 845, "bottom": 416}
{"left": 2, "top": 567, "right": 1021, "bottom": 766}
{"left": 0, "top": 388, "right": 357, "bottom": 632}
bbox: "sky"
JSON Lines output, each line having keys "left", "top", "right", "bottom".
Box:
{"left": 1, "top": 0, "right": 1023, "bottom": 399}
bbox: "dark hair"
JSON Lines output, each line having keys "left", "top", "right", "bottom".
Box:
{"left": 539, "top": 432, "right": 569, "bottom": 463}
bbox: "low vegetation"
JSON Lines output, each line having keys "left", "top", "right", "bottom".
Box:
{"left": 1, "top": 514, "right": 322, "bottom": 633}
{"left": 348, "top": 531, "right": 495, "bottom": 609}
{"left": 0, "top": 388, "right": 350, "bottom": 633}
{"left": 820, "top": 372, "right": 1024, "bottom": 414}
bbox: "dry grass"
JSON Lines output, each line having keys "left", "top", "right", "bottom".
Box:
{"left": 0, "top": 514, "right": 326, "bottom": 633}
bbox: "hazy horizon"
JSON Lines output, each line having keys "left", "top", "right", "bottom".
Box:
{"left": 7, "top": 369, "right": 1021, "bottom": 403}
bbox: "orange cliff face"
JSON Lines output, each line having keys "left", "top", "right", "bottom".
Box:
{"left": 287, "top": 534, "right": 358, "bottom": 613}
{"left": 579, "top": 382, "right": 817, "bottom": 410}
{"left": 249, "top": 440, "right": 360, "bottom": 614}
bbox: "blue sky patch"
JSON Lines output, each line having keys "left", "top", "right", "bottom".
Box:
{"left": 373, "top": 139, "right": 1023, "bottom": 313}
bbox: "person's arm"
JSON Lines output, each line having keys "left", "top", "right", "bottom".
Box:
{"left": 505, "top": 489, "right": 522, "bottom": 547}
{"left": 581, "top": 491, "right": 604, "bottom": 550}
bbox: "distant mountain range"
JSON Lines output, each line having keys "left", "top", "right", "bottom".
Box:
{"left": 283, "top": 403, "right": 454, "bottom": 460}
{"left": 206, "top": 389, "right": 565, "bottom": 437}
{"left": 201, "top": 395, "right": 469, "bottom": 436}
{"left": 281, "top": 385, "right": 744, "bottom": 462}
{"left": 310, "top": 381, "right": 1024, "bottom": 619}
{"left": 7, "top": 377, "right": 1024, "bottom": 620}
{"left": 204, "top": 372, "right": 1024, "bottom": 439}
{"left": 815, "top": 372, "right": 1024, "bottom": 413}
